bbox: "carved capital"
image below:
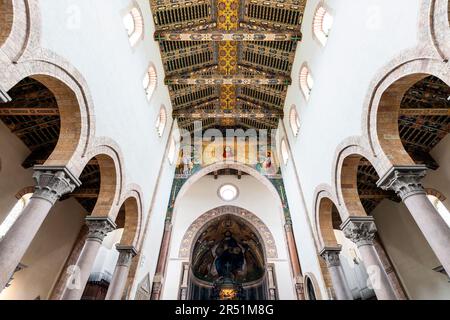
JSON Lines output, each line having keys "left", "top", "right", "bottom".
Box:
{"left": 116, "top": 245, "right": 138, "bottom": 267}
{"left": 32, "top": 166, "right": 81, "bottom": 205}
{"left": 319, "top": 247, "right": 342, "bottom": 268}
{"left": 377, "top": 165, "right": 427, "bottom": 201}
{"left": 85, "top": 217, "right": 116, "bottom": 242}
{"left": 341, "top": 217, "right": 377, "bottom": 247}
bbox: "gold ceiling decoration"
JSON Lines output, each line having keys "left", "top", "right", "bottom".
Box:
{"left": 150, "top": 0, "right": 307, "bottom": 132}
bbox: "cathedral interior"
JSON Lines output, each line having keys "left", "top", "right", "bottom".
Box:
{"left": 0, "top": 0, "right": 449, "bottom": 301}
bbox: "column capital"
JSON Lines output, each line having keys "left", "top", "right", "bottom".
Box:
{"left": 377, "top": 165, "right": 427, "bottom": 201}
{"left": 341, "top": 216, "right": 377, "bottom": 248}
{"left": 115, "top": 245, "right": 138, "bottom": 267}
{"left": 319, "top": 247, "right": 342, "bottom": 268}
{"left": 32, "top": 166, "right": 82, "bottom": 205}
{"left": 85, "top": 217, "right": 116, "bottom": 243}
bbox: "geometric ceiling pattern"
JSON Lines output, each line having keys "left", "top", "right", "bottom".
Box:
{"left": 150, "top": 0, "right": 306, "bottom": 133}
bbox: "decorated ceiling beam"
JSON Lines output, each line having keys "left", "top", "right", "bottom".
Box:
{"left": 165, "top": 74, "right": 291, "bottom": 86}
{"left": 0, "top": 108, "right": 59, "bottom": 116}
{"left": 155, "top": 31, "right": 302, "bottom": 42}
{"left": 173, "top": 110, "right": 283, "bottom": 119}
{"left": 399, "top": 108, "right": 450, "bottom": 116}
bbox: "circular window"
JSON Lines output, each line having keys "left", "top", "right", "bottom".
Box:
{"left": 218, "top": 184, "right": 239, "bottom": 202}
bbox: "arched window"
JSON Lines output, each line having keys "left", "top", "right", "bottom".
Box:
{"left": 289, "top": 105, "right": 301, "bottom": 137}
{"left": 299, "top": 65, "right": 314, "bottom": 101}
{"left": 427, "top": 195, "right": 450, "bottom": 227}
{"left": 123, "top": 6, "right": 144, "bottom": 47}
{"left": 313, "top": 5, "right": 334, "bottom": 46}
{"left": 0, "top": 193, "right": 32, "bottom": 240}
{"left": 156, "top": 106, "right": 167, "bottom": 137}
{"left": 280, "top": 138, "right": 289, "bottom": 165}
{"left": 305, "top": 276, "right": 317, "bottom": 300}
{"left": 167, "top": 136, "right": 177, "bottom": 165}
{"left": 143, "top": 65, "right": 157, "bottom": 101}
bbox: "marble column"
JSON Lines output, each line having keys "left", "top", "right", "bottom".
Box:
{"left": 284, "top": 223, "right": 305, "bottom": 300}
{"left": 151, "top": 220, "right": 173, "bottom": 300}
{"left": 377, "top": 165, "right": 450, "bottom": 276}
{"left": 61, "top": 217, "right": 116, "bottom": 300}
{"left": 0, "top": 166, "right": 80, "bottom": 291}
{"left": 105, "top": 245, "right": 137, "bottom": 300}
{"left": 341, "top": 217, "right": 397, "bottom": 300}
{"left": 320, "top": 247, "right": 353, "bottom": 300}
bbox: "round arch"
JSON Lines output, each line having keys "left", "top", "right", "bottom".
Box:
{"left": 362, "top": 59, "right": 449, "bottom": 174}
{"left": 179, "top": 205, "right": 278, "bottom": 259}
{"left": 0, "top": 58, "right": 96, "bottom": 174}
{"left": 312, "top": 186, "right": 342, "bottom": 250}
{"left": 0, "top": 0, "right": 13, "bottom": 48}
{"left": 117, "top": 185, "right": 144, "bottom": 250}
{"left": 173, "top": 161, "right": 286, "bottom": 223}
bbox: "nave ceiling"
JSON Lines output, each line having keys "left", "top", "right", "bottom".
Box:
{"left": 150, "top": 0, "right": 306, "bottom": 133}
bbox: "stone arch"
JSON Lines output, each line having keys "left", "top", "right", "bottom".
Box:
{"left": 179, "top": 205, "right": 278, "bottom": 259}
{"left": 0, "top": 0, "right": 13, "bottom": 48}
{"left": 0, "top": 58, "right": 96, "bottom": 174}
{"left": 332, "top": 138, "right": 387, "bottom": 220}
{"left": 304, "top": 272, "right": 323, "bottom": 300}
{"left": 117, "top": 185, "right": 144, "bottom": 249}
{"left": 312, "top": 186, "right": 343, "bottom": 250}
{"left": 79, "top": 139, "right": 125, "bottom": 222}
{"left": 173, "top": 161, "right": 285, "bottom": 223}
{"left": 428, "top": 0, "right": 450, "bottom": 60}
{"left": 14, "top": 186, "right": 35, "bottom": 199}
{"left": 0, "top": 0, "right": 41, "bottom": 62}
{"left": 425, "top": 187, "right": 447, "bottom": 201}
{"left": 362, "top": 58, "right": 449, "bottom": 175}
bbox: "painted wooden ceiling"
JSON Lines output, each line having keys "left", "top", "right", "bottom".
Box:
{"left": 150, "top": 0, "right": 306, "bottom": 133}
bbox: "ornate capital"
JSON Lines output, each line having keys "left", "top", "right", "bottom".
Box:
{"left": 32, "top": 166, "right": 81, "bottom": 205}
{"left": 85, "top": 217, "right": 116, "bottom": 242}
{"left": 377, "top": 165, "right": 427, "bottom": 201}
{"left": 320, "top": 247, "right": 342, "bottom": 268}
{"left": 116, "top": 245, "right": 138, "bottom": 267}
{"left": 341, "top": 217, "right": 377, "bottom": 247}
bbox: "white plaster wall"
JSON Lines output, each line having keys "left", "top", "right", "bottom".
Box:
{"left": 129, "top": 131, "right": 177, "bottom": 299}
{"left": 39, "top": 0, "right": 173, "bottom": 224}
{"left": 277, "top": 123, "right": 330, "bottom": 299}
{"left": 372, "top": 135, "right": 450, "bottom": 300}
{"left": 162, "top": 174, "right": 296, "bottom": 300}
{"left": 283, "top": 0, "right": 421, "bottom": 222}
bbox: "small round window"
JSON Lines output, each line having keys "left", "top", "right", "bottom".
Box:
{"left": 218, "top": 184, "right": 239, "bottom": 202}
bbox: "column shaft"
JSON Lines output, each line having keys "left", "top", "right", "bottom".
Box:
{"left": 0, "top": 168, "right": 79, "bottom": 291}
{"left": 150, "top": 221, "right": 172, "bottom": 300}
{"left": 61, "top": 217, "right": 116, "bottom": 300}
{"left": 320, "top": 248, "right": 353, "bottom": 300}
{"left": 105, "top": 247, "right": 137, "bottom": 300}
{"left": 284, "top": 224, "right": 304, "bottom": 300}
{"left": 403, "top": 193, "right": 450, "bottom": 275}
{"left": 357, "top": 244, "right": 397, "bottom": 300}
{"left": 378, "top": 166, "right": 450, "bottom": 277}
{"left": 0, "top": 197, "right": 52, "bottom": 290}
{"left": 342, "top": 217, "right": 397, "bottom": 300}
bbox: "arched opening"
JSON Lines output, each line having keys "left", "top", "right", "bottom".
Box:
{"left": 0, "top": 0, "right": 13, "bottom": 47}
{"left": 376, "top": 75, "right": 450, "bottom": 167}
{"left": 188, "top": 214, "right": 268, "bottom": 300}
{"left": 340, "top": 150, "right": 450, "bottom": 299}
{"left": 305, "top": 276, "right": 317, "bottom": 300}
{"left": 81, "top": 195, "right": 141, "bottom": 300}
{"left": 123, "top": 4, "right": 144, "bottom": 47}
{"left": 316, "top": 196, "right": 375, "bottom": 300}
